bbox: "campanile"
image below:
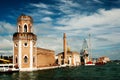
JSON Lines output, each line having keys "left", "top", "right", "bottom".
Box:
{"left": 13, "top": 14, "right": 37, "bottom": 71}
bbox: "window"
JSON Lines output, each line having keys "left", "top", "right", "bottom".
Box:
{"left": 33, "top": 56, "right": 35, "bottom": 63}
{"left": 24, "top": 43, "right": 27, "bottom": 47}
{"left": 24, "top": 56, "right": 28, "bottom": 63}
{"left": 15, "top": 57, "right": 18, "bottom": 63}
{"left": 61, "top": 56, "right": 63, "bottom": 59}
{"left": 61, "top": 60, "right": 64, "bottom": 65}
{"left": 24, "top": 24, "right": 27, "bottom": 32}
{"left": 23, "top": 42, "right": 28, "bottom": 47}
{"left": 15, "top": 43, "right": 18, "bottom": 47}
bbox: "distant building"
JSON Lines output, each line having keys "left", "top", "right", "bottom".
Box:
{"left": 97, "top": 56, "right": 110, "bottom": 63}
{"left": 13, "top": 14, "right": 55, "bottom": 71}
{"left": 57, "top": 33, "right": 81, "bottom": 66}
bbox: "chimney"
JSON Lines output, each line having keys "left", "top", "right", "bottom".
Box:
{"left": 63, "top": 33, "right": 67, "bottom": 63}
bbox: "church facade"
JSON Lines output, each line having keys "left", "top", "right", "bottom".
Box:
{"left": 13, "top": 15, "right": 55, "bottom": 71}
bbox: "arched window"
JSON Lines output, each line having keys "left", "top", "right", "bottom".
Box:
{"left": 24, "top": 56, "right": 28, "bottom": 63}
{"left": 16, "top": 57, "right": 18, "bottom": 63}
{"left": 24, "top": 25, "right": 27, "bottom": 32}
{"left": 33, "top": 56, "right": 35, "bottom": 63}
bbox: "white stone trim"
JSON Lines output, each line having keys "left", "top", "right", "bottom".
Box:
{"left": 19, "top": 68, "right": 37, "bottom": 71}
{"left": 30, "top": 41, "right": 33, "bottom": 69}
{"left": 18, "top": 40, "right": 22, "bottom": 69}
{"left": 18, "top": 24, "right": 20, "bottom": 32}
{"left": 73, "top": 55, "right": 75, "bottom": 65}
{"left": 35, "top": 44, "right": 37, "bottom": 68}
{"left": 31, "top": 25, "right": 33, "bottom": 32}
{"left": 29, "top": 24, "right": 33, "bottom": 33}
{"left": 68, "top": 57, "right": 72, "bottom": 65}
{"left": 13, "top": 42, "right": 15, "bottom": 64}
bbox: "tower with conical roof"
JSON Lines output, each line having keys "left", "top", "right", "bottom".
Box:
{"left": 13, "top": 14, "right": 37, "bottom": 71}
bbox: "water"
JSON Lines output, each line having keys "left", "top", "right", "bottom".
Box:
{"left": 0, "top": 62, "right": 120, "bottom": 80}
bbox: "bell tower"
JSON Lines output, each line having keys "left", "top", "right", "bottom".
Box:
{"left": 13, "top": 14, "right": 37, "bottom": 71}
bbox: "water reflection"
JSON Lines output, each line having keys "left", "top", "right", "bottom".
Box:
{"left": 18, "top": 72, "right": 35, "bottom": 80}
{"left": 0, "top": 63, "right": 120, "bottom": 80}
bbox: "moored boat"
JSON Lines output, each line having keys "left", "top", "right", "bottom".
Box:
{"left": 85, "top": 61, "right": 95, "bottom": 66}
{"left": 95, "top": 62, "right": 105, "bottom": 65}
{"left": 0, "top": 64, "right": 19, "bottom": 73}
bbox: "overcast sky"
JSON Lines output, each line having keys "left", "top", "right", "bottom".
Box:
{"left": 0, "top": 0, "right": 120, "bottom": 60}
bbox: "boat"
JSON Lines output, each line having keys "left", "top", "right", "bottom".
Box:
{"left": 95, "top": 56, "right": 110, "bottom": 65}
{"left": 0, "top": 64, "right": 19, "bottom": 73}
{"left": 95, "top": 62, "right": 105, "bottom": 65}
{"left": 85, "top": 61, "right": 95, "bottom": 66}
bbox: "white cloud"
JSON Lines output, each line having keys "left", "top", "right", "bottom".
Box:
{"left": 0, "top": 22, "right": 16, "bottom": 34}
{"left": 0, "top": 22, "right": 15, "bottom": 55}
{"left": 41, "top": 17, "right": 52, "bottom": 22}
{"left": 58, "top": 0, "right": 80, "bottom": 14}
{"left": 37, "top": 36, "right": 63, "bottom": 53}
{"left": 1, "top": 0, "right": 120, "bottom": 59}
{"left": 0, "top": 35, "right": 13, "bottom": 49}
{"left": 52, "top": 8, "right": 120, "bottom": 56}
{"left": 40, "top": 10, "right": 54, "bottom": 15}
{"left": 30, "top": 3, "right": 48, "bottom": 9}
{"left": 55, "top": 9, "right": 120, "bottom": 31}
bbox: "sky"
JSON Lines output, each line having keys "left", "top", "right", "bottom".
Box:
{"left": 0, "top": 0, "right": 120, "bottom": 60}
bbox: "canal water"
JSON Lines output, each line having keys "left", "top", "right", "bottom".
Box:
{"left": 0, "top": 62, "right": 120, "bottom": 80}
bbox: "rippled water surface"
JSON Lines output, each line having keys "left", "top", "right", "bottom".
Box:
{"left": 0, "top": 62, "right": 120, "bottom": 80}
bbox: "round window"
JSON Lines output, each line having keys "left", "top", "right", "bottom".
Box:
{"left": 24, "top": 43, "right": 27, "bottom": 46}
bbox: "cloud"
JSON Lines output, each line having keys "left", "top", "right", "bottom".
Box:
{"left": 41, "top": 17, "right": 52, "bottom": 22}
{"left": 58, "top": 0, "right": 80, "bottom": 14}
{"left": 30, "top": 3, "right": 48, "bottom": 9}
{"left": 0, "top": 22, "right": 15, "bottom": 55}
{"left": 55, "top": 9, "right": 120, "bottom": 31}
{"left": 0, "top": 22, "right": 16, "bottom": 34}
{"left": 93, "top": 0, "right": 103, "bottom": 4}
{"left": 29, "top": 2, "right": 54, "bottom": 15}
{"left": 29, "top": 1, "right": 120, "bottom": 57}
{"left": 1, "top": 0, "right": 120, "bottom": 59}
{"left": 0, "top": 35, "right": 13, "bottom": 50}
{"left": 37, "top": 36, "right": 63, "bottom": 53}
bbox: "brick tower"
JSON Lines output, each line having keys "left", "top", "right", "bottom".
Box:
{"left": 63, "top": 33, "right": 67, "bottom": 64}
{"left": 13, "top": 14, "right": 37, "bottom": 71}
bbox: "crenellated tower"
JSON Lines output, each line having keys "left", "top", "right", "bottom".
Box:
{"left": 13, "top": 14, "right": 37, "bottom": 71}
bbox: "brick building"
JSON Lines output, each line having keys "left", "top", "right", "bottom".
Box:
{"left": 13, "top": 14, "right": 55, "bottom": 71}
